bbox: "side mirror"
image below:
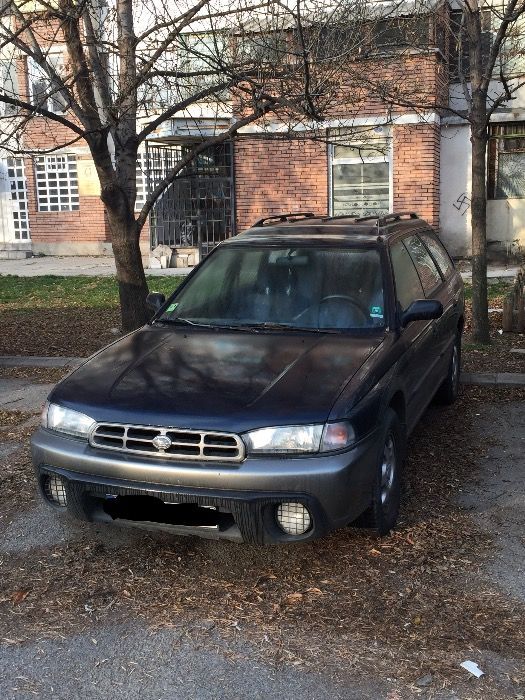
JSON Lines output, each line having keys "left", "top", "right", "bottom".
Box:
{"left": 146, "top": 292, "right": 166, "bottom": 313}
{"left": 401, "top": 299, "right": 443, "bottom": 327}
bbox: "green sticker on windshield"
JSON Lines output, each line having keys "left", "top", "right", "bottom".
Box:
{"left": 370, "top": 306, "right": 383, "bottom": 319}
{"left": 166, "top": 302, "right": 178, "bottom": 313}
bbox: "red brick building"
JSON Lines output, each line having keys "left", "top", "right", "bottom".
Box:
{"left": 2, "top": 3, "right": 523, "bottom": 262}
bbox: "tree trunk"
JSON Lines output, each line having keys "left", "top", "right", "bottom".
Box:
{"left": 105, "top": 206, "right": 150, "bottom": 332}
{"left": 470, "top": 127, "right": 490, "bottom": 344}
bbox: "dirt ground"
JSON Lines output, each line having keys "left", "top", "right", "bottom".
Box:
{"left": 0, "top": 386, "right": 524, "bottom": 699}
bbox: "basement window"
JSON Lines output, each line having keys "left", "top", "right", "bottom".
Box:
{"left": 36, "top": 154, "right": 79, "bottom": 212}
{"left": 488, "top": 123, "right": 525, "bottom": 199}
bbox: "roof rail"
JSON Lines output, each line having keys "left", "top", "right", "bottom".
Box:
{"left": 379, "top": 211, "right": 420, "bottom": 225}
{"left": 252, "top": 212, "right": 316, "bottom": 227}
{"left": 355, "top": 211, "right": 420, "bottom": 226}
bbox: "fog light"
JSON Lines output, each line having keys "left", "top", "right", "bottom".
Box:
{"left": 276, "top": 502, "right": 311, "bottom": 536}
{"left": 43, "top": 474, "right": 67, "bottom": 507}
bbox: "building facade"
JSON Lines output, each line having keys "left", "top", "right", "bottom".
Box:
{"left": 1, "top": 3, "right": 524, "bottom": 262}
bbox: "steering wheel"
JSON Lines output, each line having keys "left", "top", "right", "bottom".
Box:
{"left": 318, "top": 295, "right": 369, "bottom": 324}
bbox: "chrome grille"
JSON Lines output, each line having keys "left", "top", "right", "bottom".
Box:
{"left": 89, "top": 423, "right": 245, "bottom": 462}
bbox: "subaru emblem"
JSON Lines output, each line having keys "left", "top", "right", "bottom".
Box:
{"left": 152, "top": 435, "right": 172, "bottom": 451}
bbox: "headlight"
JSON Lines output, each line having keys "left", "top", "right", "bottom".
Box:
{"left": 243, "top": 421, "right": 355, "bottom": 455}
{"left": 42, "top": 402, "right": 96, "bottom": 439}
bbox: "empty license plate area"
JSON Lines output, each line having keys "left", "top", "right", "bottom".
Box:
{"left": 103, "top": 494, "right": 234, "bottom": 530}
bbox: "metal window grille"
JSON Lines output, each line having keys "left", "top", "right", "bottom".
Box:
{"left": 147, "top": 141, "right": 233, "bottom": 257}
{"left": 36, "top": 154, "right": 79, "bottom": 212}
{"left": 488, "top": 122, "right": 525, "bottom": 199}
{"left": 6, "top": 157, "right": 30, "bottom": 240}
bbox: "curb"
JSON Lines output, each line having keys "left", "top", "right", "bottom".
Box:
{"left": 1, "top": 357, "right": 524, "bottom": 387}
{"left": 461, "top": 372, "right": 525, "bottom": 387}
{"left": 0, "top": 356, "right": 84, "bottom": 369}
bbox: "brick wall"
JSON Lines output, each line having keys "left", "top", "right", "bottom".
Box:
{"left": 234, "top": 137, "right": 329, "bottom": 231}
{"left": 392, "top": 123, "right": 441, "bottom": 228}
{"left": 24, "top": 151, "right": 111, "bottom": 252}
{"left": 234, "top": 123, "right": 441, "bottom": 232}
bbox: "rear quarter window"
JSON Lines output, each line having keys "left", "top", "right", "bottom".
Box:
{"left": 403, "top": 235, "right": 443, "bottom": 295}
{"left": 419, "top": 231, "right": 455, "bottom": 279}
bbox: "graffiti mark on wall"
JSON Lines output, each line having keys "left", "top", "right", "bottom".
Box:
{"left": 452, "top": 192, "right": 471, "bottom": 216}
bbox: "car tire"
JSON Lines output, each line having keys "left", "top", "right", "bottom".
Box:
{"left": 357, "top": 407, "right": 404, "bottom": 536}
{"left": 435, "top": 333, "right": 461, "bottom": 405}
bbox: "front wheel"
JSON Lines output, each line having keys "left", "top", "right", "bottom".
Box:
{"left": 358, "top": 408, "right": 404, "bottom": 536}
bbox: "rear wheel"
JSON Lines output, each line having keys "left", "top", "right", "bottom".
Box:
{"left": 435, "top": 334, "right": 461, "bottom": 405}
{"left": 358, "top": 408, "right": 404, "bottom": 536}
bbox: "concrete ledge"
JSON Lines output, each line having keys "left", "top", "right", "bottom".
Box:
{"left": 461, "top": 372, "right": 525, "bottom": 387}
{"left": 0, "top": 356, "right": 84, "bottom": 368}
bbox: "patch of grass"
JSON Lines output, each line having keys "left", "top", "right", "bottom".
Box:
{"left": 463, "top": 280, "right": 513, "bottom": 302}
{"left": 0, "top": 275, "right": 182, "bottom": 310}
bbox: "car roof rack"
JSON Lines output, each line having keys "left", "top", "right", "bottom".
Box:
{"left": 252, "top": 212, "right": 317, "bottom": 227}
{"left": 355, "top": 211, "right": 420, "bottom": 226}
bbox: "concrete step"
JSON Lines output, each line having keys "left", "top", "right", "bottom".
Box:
{"left": 0, "top": 249, "right": 33, "bottom": 260}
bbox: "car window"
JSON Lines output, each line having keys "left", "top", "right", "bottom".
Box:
{"left": 403, "top": 235, "right": 443, "bottom": 295}
{"left": 159, "top": 245, "right": 385, "bottom": 331}
{"left": 390, "top": 241, "right": 425, "bottom": 312}
{"left": 419, "top": 231, "right": 454, "bottom": 279}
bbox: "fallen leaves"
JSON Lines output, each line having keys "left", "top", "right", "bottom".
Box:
{"left": 0, "top": 388, "right": 524, "bottom": 699}
{"left": 11, "top": 590, "right": 29, "bottom": 605}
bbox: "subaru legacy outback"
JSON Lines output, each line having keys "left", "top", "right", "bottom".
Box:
{"left": 32, "top": 211, "right": 464, "bottom": 544}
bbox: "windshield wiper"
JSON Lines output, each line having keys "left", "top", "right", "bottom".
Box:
{"left": 244, "top": 322, "right": 341, "bottom": 333}
{"left": 155, "top": 318, "right": 255, "bottom": 332}
{"left": 155, "top": 317, "right": 215, "bottom": 329}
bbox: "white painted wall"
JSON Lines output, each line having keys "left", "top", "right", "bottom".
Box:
{"left": 487, "top": 199, "right": 525, "bottom": 254}
{"left": 440, "top": 117, "right": 525, "bottom": 258}
{"left": 439, "top": 123, "right": 472, "bottom": 257}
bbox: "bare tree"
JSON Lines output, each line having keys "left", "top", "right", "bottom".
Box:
{"left": 0, "top": 0, "right": 379, "bottom": 330}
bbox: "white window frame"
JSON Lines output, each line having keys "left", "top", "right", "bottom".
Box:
{"left": 28, "top": 52, "right": 68, "bottom": 115}
{"left": 35, "top": 154, "right": 79, "bottom": 212}
{"left": 135, "top": 151, "right": 147, "bottom": 211}
{"left": 0, "top": 57, "right": 18, "bottom": 116}
{"left": 7, "top": 157, "right": 30, "bottom": 240}
{"left": 329, "top": 131, "right": 393, "bottom": 218}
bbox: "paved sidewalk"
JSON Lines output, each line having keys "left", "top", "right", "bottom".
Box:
{"left": 457, "top": 261, "right": 519, "bottom": 282}
{"left": 0, "top": 376, "right": 54, "bottom": 411}
{"left": 0, "top": 355, "right": 83, "bottom": 368}
{"left": 0, "top": 255, "right": 520, "bottom": 280}
{"left": 0, "top": 255, "right": 191, "bottom": 277}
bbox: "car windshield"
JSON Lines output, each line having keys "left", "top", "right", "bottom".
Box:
{"left": 159, "top": 245, "right": 385, "bottom": 331}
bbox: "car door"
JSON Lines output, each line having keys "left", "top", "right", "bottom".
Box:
{"left": 402, "top": 233, "right": 450, "bottom": 387}
{"left": 418, "top": 229, "right": 462, "bottom": 374}
{"left": 389, "top": 238, "right": 438, "bottom": 430}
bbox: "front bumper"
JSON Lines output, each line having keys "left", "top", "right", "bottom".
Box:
{"left": 31, "top": 428, "right": 379, "bottom": 544}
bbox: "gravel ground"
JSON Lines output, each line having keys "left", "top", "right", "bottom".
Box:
{"left": 0, "top": 387, "right": 524, "bottom": 699}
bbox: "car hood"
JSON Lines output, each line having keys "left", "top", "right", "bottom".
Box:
{"left": 52, "top": 326, "right": 383, "bottom": 432}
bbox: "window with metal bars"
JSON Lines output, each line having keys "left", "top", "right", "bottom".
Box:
{"left": 36, "top": 154, "right": 79, "bottom": 212}
{"left": 488, "top": 122, "right": 525, "bottom": 199}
